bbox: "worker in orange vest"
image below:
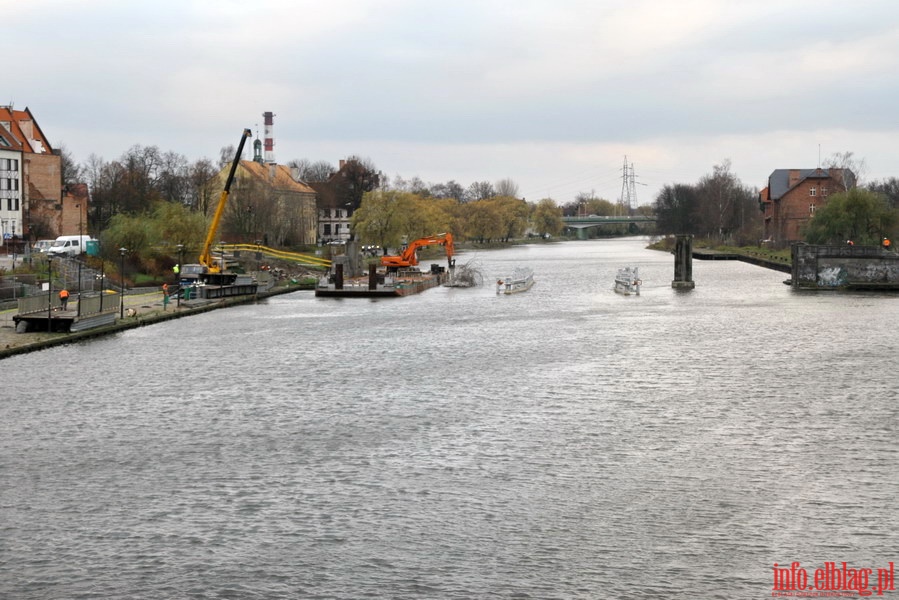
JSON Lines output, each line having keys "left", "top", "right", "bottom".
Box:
{"left": 59, "top": 288, "right": 69, "bottom": 310}
{"left": 884, "top": 237, "right": 892, "bottom": 251}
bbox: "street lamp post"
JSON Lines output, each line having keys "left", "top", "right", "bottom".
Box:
{"left": 176, "top": 243, "right": 184, "bottom": 307}
{"left": 119, "top": 247, "right": 126, "bottom": 319}
{"left": 47, "top": 255, "right": 53, "bottom": 332}
{"left": 76, "top": 203, "right": 83, "bottom": 317}
{"left": 99, "top": 261, "right": 104, "bottom": 312}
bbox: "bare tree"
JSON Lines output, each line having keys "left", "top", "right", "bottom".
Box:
{"left": 156, "top": 151, "right": 190, "bottom": 204}
{"left": 867, "top": 177, "right": 899, "bottom": 209}
{"left": 495, "top": 178, "right": 520, "bottom": 198}
{"left": 466, "top": 181, "right": 495, "bottom": 202}
{"left": 336, "top": 156, "right": 381, "bottom": 209}
{"left": 187, "top": 158, "right": 219, "bottom": 215}
{"left": 58, "top": 144, "right": 83, "bottom": 185}
{"left": 654, "top": 184, "right": 700, "bottom": 235}
{"left": 288, "top": 158, "right": 336, "bottom": 182}
{"left": 429, "top": 180, "right": 465, "bottom": 201}
{"left": 824, "top": 151, "right": 864, "bottom": 188}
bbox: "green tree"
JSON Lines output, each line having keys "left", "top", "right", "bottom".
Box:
{"left": 492, "top": 196, "right": 530, "bottom": 241}
{"left": 100, "top": 212, "right": 152, "bottom": 261}
{"left": 352, "top": 190, "right": 414, "bottom": 250}
{"left": 531, "top": 198, "right": 564, "bottom": 237}
{"left": 802, "top": 188, "right": 898, "bottom": 245}
{"left": 402, "top": 196, "right": 454, "bottom": 241}
{"left": 463, "top": 201, "right": 504, "bottom": 242}
{"left": 151, "top": 201, "right": 207, "bottom": 255}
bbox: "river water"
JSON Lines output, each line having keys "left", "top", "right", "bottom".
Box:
{"left": 2, "top": 238, "right": 898, "bottom": 599}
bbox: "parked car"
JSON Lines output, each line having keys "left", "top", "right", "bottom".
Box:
{"left": 32, "top": 239, "right": 54, "bottom": 253}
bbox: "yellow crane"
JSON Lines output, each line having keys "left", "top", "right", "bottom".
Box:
{"left": 199, "top": 128, "right": 252, "bottom": 273}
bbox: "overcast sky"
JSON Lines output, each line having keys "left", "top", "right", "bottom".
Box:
{"left": 9, "top": 0, "right": 899, "bottom": 205}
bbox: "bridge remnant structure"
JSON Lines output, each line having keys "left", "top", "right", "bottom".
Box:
{"left": 791, "top": 244, "right": 899, "bottom": 290}
{"left": 672, "top": 234, "right": 695, "bottom": 289}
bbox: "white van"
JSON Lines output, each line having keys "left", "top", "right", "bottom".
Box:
{"left": 47, "top": 235, "right": 95, "bottom": 258}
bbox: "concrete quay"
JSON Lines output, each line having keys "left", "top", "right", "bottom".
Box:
{"left": 0, "top": 283, "right": 310, "bottom": 360}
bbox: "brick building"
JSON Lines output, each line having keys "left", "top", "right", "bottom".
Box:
{"left": 759, "top": 168, "right": 855, "bottom": 245}
{"left": 212, "top": 160, "right": 318, "bottom": 247}
{"left": 0, "top": 106, "right": 84, "bottom": 247}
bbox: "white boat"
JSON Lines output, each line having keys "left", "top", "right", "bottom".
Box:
{"left": 614, "top": 267, "right": 641, "bottom": 295}
{"left": 497, "top": 268, "right": 535, "bottom": 295}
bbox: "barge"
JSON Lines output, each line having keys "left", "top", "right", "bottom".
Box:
{"left": 315, "top": 264, "right": 448, "bottom": 298}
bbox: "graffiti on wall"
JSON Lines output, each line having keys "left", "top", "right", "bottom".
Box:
{"left": 817, "top": 266, "right": 848, "bottom": 288}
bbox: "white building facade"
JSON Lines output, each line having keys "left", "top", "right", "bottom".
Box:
{"left": 0, "top": 149, "right": 23, "bottom": 245}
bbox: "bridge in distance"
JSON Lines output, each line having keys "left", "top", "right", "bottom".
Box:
{"left": 562, "top": 215, "right": 657, "bottom": 239}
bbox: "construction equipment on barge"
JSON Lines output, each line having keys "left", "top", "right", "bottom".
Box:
{"left": 381, "top": 233, "right": 455, "bottom": 272}
{"left": 179, "top": 129, "right": 259, "bottom": 300}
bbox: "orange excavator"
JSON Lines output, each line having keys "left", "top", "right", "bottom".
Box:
{"left": 381, "top": 233, "right": 455, "bottom": 271}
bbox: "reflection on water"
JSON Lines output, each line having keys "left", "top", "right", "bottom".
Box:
{"left": 2, "top": 238, "right": 898, "bottom": 599}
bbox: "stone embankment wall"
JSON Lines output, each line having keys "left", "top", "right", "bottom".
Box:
{"left": 791, "top": 244, "right": 899, "bottom": 290}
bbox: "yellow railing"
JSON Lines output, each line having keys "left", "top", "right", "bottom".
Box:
{"left": 222, "top": 244, "right": 332, "bottom": 268}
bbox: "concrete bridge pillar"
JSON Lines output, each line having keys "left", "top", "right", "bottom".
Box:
{"left": 672, "top": 234, "right": 695, "bottom": 289}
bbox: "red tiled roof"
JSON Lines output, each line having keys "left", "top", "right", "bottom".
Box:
{"left": 0, "top": 106, "right": 54, "bottom": 154}
{"left": 236, "top": 161, "right": 316, "bottom": 194}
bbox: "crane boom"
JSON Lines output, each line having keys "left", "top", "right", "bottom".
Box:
{"left": 200, "top": 128, "right": 253, "bottom": 272}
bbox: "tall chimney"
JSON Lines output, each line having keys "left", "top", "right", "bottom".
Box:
{"left": 263, "top": 111, "right": 275, "bottom": 164}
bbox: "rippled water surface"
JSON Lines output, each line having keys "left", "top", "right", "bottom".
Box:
{"left": 3, "top": 239, "right": 898, "bottom": 599}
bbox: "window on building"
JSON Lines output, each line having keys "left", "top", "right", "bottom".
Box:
{"left": 810, "top": 187, "right": 817, "bottom": 196}
{"left": 809, "top": 204, "right": 816, "bottom": 215}
{"left": 822, "top": 187, "right": 828, "bottom": 196}
{"left": 323, "top": 224, "right": 331, "bottom": 235}
{"left": 335, "top": 224, "right": 341, "bottom": 233}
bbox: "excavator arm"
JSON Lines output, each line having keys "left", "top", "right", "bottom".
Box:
{"left": 199, "top": 128, "right": 253, "bottom": 272}
{"left": 381, "top": 233, "right": 454, "bottom": 269}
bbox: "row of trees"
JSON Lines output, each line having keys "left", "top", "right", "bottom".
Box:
{"left": 65, "top": 141, "right": 569, "bottom": 268}
{"left": 351, "top": 191, "right": 563, "bottom": 250}
{"left": 69, "top": 143, "right": 540, "bottom": 238}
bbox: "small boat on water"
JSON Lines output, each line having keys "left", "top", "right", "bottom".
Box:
{"left": 614, "top": 267, "right": 641, "bottom": 295}
{"left": 497, "top": 268, "right": 535, "bottom": 295}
